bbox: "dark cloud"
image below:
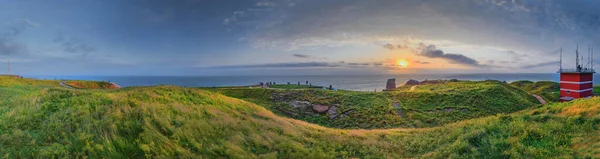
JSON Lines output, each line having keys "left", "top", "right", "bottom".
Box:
{"left": 383, "top": 43, "right": 409, "bottom": 50}
{"left": 208, "top": 61, "right": 386, "bottom": 69}
{"left": 520, "top": 61, "right": 558, "bottom": 69}
{"left": 506, "top": 50, "right": 527, "bottom": 62}
{"left": 417, "top": 44, "right": 483, "bottom": 67}
{"left": 53, "top": 34, "right": 97, "bottom": 57}
{"left": 383, "top": 44, "right": 395, "bottom": 50}
{"left": 209, "top": 62, "right": 343, "bottom": 69}
{"left": 415, "top": 61, "right": 430, "bottom": 64}
{"left": 0, "top": 40, "right": 26, "bottom": 56}
{"left": 0, "top": 19, "right": 37, "bottom": 56}
{"left": 292, "top": 54, "right": 310, "bottom": 58}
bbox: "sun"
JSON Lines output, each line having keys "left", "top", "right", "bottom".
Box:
{"left": 397, "top": 60, "right": 409, "bottom": 68}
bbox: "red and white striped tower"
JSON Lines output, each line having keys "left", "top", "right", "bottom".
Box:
{"left": 558, "top": 45, "right": 595, "bottom": 102}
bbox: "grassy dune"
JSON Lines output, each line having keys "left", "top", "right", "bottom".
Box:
{"left": 510, "top": 80, "right": 560, "bottom": 102}
{"left": 210, "top": 80, "right": 541, "bottom": 129}
{"left": 1, "top": 77, "right": 599, "bottom": 158}
{"left": 64, "top": 80, "right": 120, "bottom": 89}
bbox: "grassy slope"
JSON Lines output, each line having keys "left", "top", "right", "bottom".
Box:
{"left": 209, "top": 80, "right": 540, "bottom": 129}
{"left": 269, "top": 84, "right": 323, "bottom": 89}
{"left": 0, "top": 77, "right": 599, "bottom": 158}
{"left": 64, "top": 80, "right": 119, "bottom": 89}
{"left": 510, "top": 80, "right": 560, "bottom": 102}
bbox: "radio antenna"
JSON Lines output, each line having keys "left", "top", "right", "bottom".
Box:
{"left": 559, "top": 47, "right": 563, "bottom": 71}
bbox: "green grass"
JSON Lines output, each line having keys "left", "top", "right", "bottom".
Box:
{"left": 0, "top": 77, "right": 599, "bottom": 158}
{"left": 64, "top": 80, "right": 119, "bottom": 89}
{"left": 510, "top": 80, "right": 560, "bottom": 102}
{"left": 269, "top": 84, "right": 323, "bottom": 89}
{"left": 207, "top": 80, "right": 541, "bottom": 129}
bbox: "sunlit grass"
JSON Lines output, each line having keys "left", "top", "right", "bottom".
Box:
{"left": 209, "top": 80, "right": 541, "bottom": 129}
{"left": 64, "top": 80, "right": 119, "bottom": 89}
{"left": 0, "top": 77, "right": 599, "bottom": 158}
{"left": 510, "top": 80, "right": 560, "bottom": 102}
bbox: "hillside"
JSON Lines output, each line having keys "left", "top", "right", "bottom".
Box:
{"left": 209, "top": 80, "right": 541, "bottom": 128}
{"left": 510, "top": 80, "right": 560, "bottom": 102}
{"left": 0, "top": 77, "right": 599, "bottom": 158}
{"left": 64, "top": 80, "right": 121, "bottom": 89}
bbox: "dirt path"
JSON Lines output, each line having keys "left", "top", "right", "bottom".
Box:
{"left": 59, "top": 81, "right": 75, "bottom": 89}
{"left": 409, "top": 85, "right": 417, "bottom": 91}
{"left": 532, "top": 94, "right": 547, "bottom": 105}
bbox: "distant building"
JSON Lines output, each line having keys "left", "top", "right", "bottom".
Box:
{"left": 385, "top": 78, "right": 396, "bottom": 90}
{"left": 558, "top": 46, "right": 595, "bottom": 102}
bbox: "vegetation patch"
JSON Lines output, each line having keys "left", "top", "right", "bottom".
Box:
{"left": 0, "top": 77, "right": 599, "bottom": 158}
{"left": 209, "top": 80, "right": 541, "bottom": 129}
{"left": 510, "top": 80, "right": 560, "bottom": 102}
{"left": 65, "top": 80, "right": 120, "bottom": 89}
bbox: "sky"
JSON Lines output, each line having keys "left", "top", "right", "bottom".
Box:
{"left": 1, "top": 0, "right": 600, "bottom": 76}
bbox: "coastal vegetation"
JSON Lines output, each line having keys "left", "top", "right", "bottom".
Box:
{"left": 209, "top": 80, "right": 541, "bottom": 129}
{"left": 64, "top": 80, "right": 120, "bottom": 89}
{"left": 0, "top": 77, "right": 599, "bottom": 158}
{"left": 510, "top": 80, "right": 560, "bottom": 102}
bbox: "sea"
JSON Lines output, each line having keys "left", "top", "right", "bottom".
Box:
{"left": 26, "top": 73, "right": 576, "bottom": 91}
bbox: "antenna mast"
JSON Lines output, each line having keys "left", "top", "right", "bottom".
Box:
{"left": 576, "top": 44, "right": 580, "bottom": 69}
{"left": 7, "top": 58, "right": 10, "bottom": 75}
{"left": 559, "top": 47, "right": 563, "bottom": 71}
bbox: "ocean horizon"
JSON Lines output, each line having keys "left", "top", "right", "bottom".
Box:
{"left": 24, "top": 73, "right": 571, "bottom": 91}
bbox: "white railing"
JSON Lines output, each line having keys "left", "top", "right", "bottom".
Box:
{"left": 558, "top": 68, "right": 595, "bottom": 73}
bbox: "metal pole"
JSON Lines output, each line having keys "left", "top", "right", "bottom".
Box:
{"left": 560, "top": 47, "right": 562, "bottom": 71}
{"left": 576, "top": 44, "right": 579, "bottom": 69}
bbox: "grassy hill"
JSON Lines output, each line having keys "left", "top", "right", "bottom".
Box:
{"left": 64, "top": 80, "right": 120, "bottom": 89}
{"left": 209, "top": 80, "right": 541, "bottom": 129}
{"left": 510, "top": 80, "right": 560, "bottom": 102}
{"left": 0, "top": 77, "right": 599, "bottom": 158}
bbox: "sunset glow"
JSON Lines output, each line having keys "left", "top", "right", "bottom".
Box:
{"left": 397, "top": 60, "right": 409, "bottom": 68}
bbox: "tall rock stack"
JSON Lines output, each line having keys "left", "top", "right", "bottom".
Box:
{"left": 385, "top": 78, "right": 396, "bottom": 90}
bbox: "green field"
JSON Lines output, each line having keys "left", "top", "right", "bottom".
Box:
{"left": 510, "top": 80, "right": 560, "bottom": 102}
{"left": 64, "top": 80, "right": 120, "bottom": 89}
{"left": 208, "top": 80, "right": 541, "bottom": 128}
{"left": 1, "top": 77, "right": 599, "bottom": 158}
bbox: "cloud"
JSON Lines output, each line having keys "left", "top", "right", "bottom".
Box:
{"left": 207, "top": 61, "right": 388, "bottom": 69}
{"left": 226, "top": 0, "right": 600, "bottom": 68}
{"left": 208, "top": 62, "right": 344, "bottom": 69}
{"left": 292, "top": 54, "right": 310, "bottom": 58}
{"left": 417, "top": 44, "right": 483, "bottom": 67}
{"left": 383, "top": 43, "right": 410, "bottom": 50}
{"left": 520, "top": 61, "right": 558, "bottom": 69}
{"left": 140, "top": 8, "right": 174, "bottom": 23}
{"left": 506, "top": 50, "right": 527, "bottom": 62}
{"left": 383, "top": 44, "right": 395, "bottom": 50}
{"left": 256, "top": 1, "right": 276, "bottom": 7}
{"left": 53, "top": 34, "right": 97, "bottom": 56}
{"left": 0, "top": 18, "right": 38, "bottom": 56}
{"left": 0, "top": 40, "right": 26, "bottom": 56}
{"left": 415, "top": 61, "right": 430, "bottom": 64}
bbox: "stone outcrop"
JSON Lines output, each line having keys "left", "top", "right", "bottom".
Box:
{"left": 312, "top": 105, "right": 329, "bottom": 113}
{"left": 404, "top": 79, "right": 420, "bottom": 86}
{"left": 327, "top": 105, "right": 339, "bottom": 120}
